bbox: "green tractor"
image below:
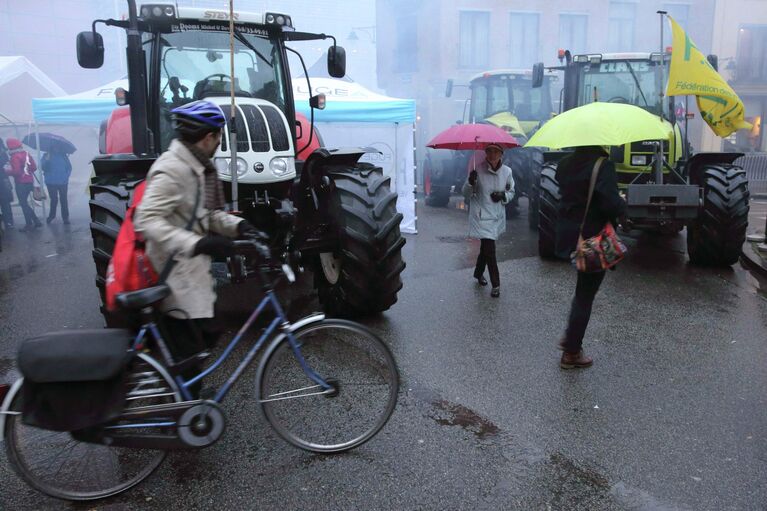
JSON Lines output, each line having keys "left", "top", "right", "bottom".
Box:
{"left": 530, "top": 51, "right": 749, "bottom": 265}
{"left": 425, "top": 70, "right": 556, "bottom": 217}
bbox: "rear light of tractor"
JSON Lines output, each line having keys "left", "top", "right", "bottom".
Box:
{"left": 265, "top": 12, "right": 292, "bottom": 28}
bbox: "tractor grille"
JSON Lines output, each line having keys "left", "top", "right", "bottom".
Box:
{"left": 220, "top": 105, "right": 249, "bottom": 153}
{"left": 241, "top": 105, "right": 270, "bottom": 152}
{"left": 260, "top": 105, "right": 290, "bottom": 151}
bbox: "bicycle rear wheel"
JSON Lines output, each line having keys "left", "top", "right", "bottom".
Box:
{"left": 258, "top": 319, "right": 398, "bottom": 453}
{"left": 4, "top": 354, "right": 179, "bottom": 501}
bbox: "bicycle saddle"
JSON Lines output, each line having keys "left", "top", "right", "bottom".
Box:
{"left": 116, "top": 284, "right": 171, "bottom": 310}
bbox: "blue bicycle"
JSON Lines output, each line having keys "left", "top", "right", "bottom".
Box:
{"left": 1, "top": 240, "right": 399, "bottom": 501}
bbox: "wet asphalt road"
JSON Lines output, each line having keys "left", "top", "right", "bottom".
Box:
{"left": 0, "top": 184, "right": 766, "bottom": 510}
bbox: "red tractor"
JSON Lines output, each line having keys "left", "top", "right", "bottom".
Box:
{"left": 78, "top": 2, "right": 405, "bottom": 325}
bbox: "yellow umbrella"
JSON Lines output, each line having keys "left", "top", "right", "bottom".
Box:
{"left": 524, "top": 102, "right": 672, "bottom": 149}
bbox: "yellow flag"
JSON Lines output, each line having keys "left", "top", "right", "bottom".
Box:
{"left": 666, "top": 15, "right": 752, "bottom": 137}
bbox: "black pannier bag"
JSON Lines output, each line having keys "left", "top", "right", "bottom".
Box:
{"left": 17, "top": 329, "right": 133, "bottom": 432}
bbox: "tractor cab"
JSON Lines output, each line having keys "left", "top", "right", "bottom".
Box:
{"left": 465, "top": 70, "right": 557, "bottom": 143}
{"left": 78, "top": 3, "right": 341, "bottom": 194}
{"left": 535, "top": 52, "right": 684, "bottom": 182}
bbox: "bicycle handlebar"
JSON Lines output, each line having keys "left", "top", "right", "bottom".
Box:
{"left": 230, "top": 240, "right": 296, "bottom": 285}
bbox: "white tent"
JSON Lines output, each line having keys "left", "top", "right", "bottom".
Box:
{"left": 0, "top": 57, "right": 66, "bottom": 123}
{"left": 293, "top": 78, "right": 417, "bottom": 234}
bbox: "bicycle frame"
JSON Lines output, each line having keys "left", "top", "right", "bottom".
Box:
{"left": 132, "top": 288, "right": 331, "bottom": 402}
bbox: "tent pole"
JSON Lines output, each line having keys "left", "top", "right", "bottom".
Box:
{"left": 412, "top": 122, "right": 418, "bottom": 233}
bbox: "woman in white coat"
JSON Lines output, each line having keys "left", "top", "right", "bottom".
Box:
{"left": 462, "top": 143, "right": 514, "bottom": 297}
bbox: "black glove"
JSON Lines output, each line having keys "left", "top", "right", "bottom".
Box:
{"left": 193, "top": 234, "right": 235, "bottom": 258}
{"left": 468, "top": 170, "right": 478, "bottom": 186}
{"left": 237, "top": 220, "right": 267, "bottom": 240}
{"left": 490, "top": 191, "right": 505, "bottom": 203}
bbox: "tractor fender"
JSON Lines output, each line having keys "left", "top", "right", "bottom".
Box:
{"left": 542, "top": 150, "right": 571, "bottom": 165}
{"left": 685, "top": 152, "right": 744, "bottom": 185}
{"left": 299, "top": 147, "right": 380, "bottom": 187}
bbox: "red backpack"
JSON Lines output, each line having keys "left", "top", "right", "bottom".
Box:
{"left": 105, "top": 179, "right": 199, "bottom": 311}
{"left": 105, "top": 181, "right": 158, "bottom": 311}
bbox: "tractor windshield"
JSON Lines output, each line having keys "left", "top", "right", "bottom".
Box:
{"left": 579, "top": 60, "right": 665, "bottom": 115}
{"left": 155, "top": 29, "right": 287, "bottom": 149}
{"left": 470, "top": 75, "right": 552, "bottom": 124}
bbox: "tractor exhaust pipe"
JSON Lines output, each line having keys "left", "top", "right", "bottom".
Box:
{"left": 126, "top": 0, "right": 151, "bottom": 156}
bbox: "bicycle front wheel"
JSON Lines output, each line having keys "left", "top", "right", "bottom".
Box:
{"left": 257, "top": 319, "right": 399, "bottom": 453}
{"left": 4, "top": 354, "right": 180, "bottom": 501}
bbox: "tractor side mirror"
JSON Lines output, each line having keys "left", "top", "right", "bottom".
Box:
{"left": 327, "top": 45, "right": 346, "bottom": 78}
{"left": 295, "top": 120, "right": 304, "bottom": 139}
{"left": 77, "top": 31, "right": 104, "bottom": 69}
{"left": 706, "top": 54, "right": 719, "bottom": 71}
{"left": 445, "top": 79, "right": 454, "bottom": 98}
{"left": 532, "top": 63, "right": 544, "bottom": 88}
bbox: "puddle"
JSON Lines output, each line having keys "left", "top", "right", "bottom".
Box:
{"left": 427, "top": 399, "right": 500, "bottom": 439}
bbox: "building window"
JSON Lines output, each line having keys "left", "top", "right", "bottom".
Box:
{"left": 663, "top": 3, "right": 689, "bottom": 48}
{"left": 459, "top": 11, "right": 490, "bottom": 68}
{"left": 737, "top": 25, "right": 767, "bottom": 82}
{"left": 608, "top": 2, "right": 635, "bottom": 51}
{"left": 559, "top": 14, "right": 588, "bottom": 54}
{"left": 395, "top": 16, "right": 418, "bottom": 72}
{"left": 510, "top": 12, "right": 539, "bottom": 68}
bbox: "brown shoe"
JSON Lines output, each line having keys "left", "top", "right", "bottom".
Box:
{"left": 560, "top": 350, "right": 593, "bottom": 369}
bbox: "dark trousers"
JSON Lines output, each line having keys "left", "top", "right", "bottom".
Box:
{"left": 563, "top": 270, "right": 606, "bottom": 353}
{"left": 47, "top": 183, "right": 69, "bottom": 221}
{"left": 474, "top": 238, "right": 500, "bottom": 288}
{"left": 15, "top": 183, "right": 40, "bottom": 227}
{"left": 0, "top": 182, "right": 13, "bottom": 227}
{"left": 160, "top": 316, "right": 220, "bottom": 398}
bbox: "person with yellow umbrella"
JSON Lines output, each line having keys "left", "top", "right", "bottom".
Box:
{"left": 526, "top": 102, "right": 671, "bottom": 369}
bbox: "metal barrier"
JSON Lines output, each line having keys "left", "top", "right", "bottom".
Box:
{"left": 735, "top": 152, "right": 767, "bottom": 196}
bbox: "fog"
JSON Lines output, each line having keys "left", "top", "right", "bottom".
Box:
{"left": 0, "top": 0, "right": 764, "bottom": 170}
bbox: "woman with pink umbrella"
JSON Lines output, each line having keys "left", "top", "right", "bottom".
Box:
{"left": 428, "top": 124, "right": 518, "bottom": 297}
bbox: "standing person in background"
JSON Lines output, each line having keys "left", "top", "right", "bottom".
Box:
{"left": 42, "top": 149, "right": 72, "bottom": 225}
{"left": 0, "top": 138, "right": 14, "bottom": 229}
{"left": 556, "top": 146, "right": 626, "bottom": 369}
{"left": 4, "top": 138, "right": 41, "bottom": 232}
{"left": 462, "top": 143, "right": 514, "bottom": 298}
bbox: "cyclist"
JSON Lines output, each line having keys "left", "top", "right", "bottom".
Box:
{"left": 134, "top": 100, "right": 258, "bottom": 392}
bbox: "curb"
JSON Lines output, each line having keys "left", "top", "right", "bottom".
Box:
{"left": 740, "top": 241, "right": 767, "bottom": 278}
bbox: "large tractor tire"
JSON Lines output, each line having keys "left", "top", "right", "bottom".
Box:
{"left": 425, "top": 186, "right": 451, "bottom": 207}
{"left": 315, "top": 164, "right": 406, "bottom": 317}
{"left": 88, "top": 177, "right": 144, "bottom": 327}
{"left": 687, "top": 164, "right": 749, "bottom": 266}
{"left": 537, "top": 163, "right": 561, "bottom": 259}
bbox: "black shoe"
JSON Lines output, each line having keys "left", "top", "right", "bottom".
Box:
{"left": 33, "top": 221, "right": 42, "bottom": 228}
{"left": 46, "top": 216, "right": 54, "bottom": 224}
{"left": 491, "top": 287, "right": 500, "bottom": 298}
{"left": 475, "top": 276, "right": 488, "bottom": 286}
{"left": 63, "top": 219, "right": 70, "bottom": 225}
{"left": 19, "top": 225, "right": 33, "bottom": 232}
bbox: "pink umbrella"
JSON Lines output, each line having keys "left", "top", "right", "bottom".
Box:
{"left": 426, "top": 123, "right": 519, "bottom": 150}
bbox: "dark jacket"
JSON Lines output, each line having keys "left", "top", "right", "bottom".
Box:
{"left": 555, "top": 147, "right": 626, "bottom": 259}
{"left": 41, "top": 152, "right": 72, "bottom": 186}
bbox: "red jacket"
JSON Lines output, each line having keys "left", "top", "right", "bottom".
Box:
{"left": 5, "top": 150, "right": 36, "bottom": 184}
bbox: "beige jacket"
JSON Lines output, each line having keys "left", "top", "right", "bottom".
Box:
{"left": 134, "top": 140, "right": 242, "bottom": 318}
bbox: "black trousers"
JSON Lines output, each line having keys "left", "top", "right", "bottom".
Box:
{"left": 15, "top": 183, "right": 40, "bottom": 227}
{"left": 0, "top": 182, "right": 13, "bottom": 227}
{"left": 563, "top": 270, "right": 606, "bottom": 353}
{"left": 160, "top": 316, "right": 220, "bottom": 398}
{"left": 474, "top": 238, "right": 500, "bottom": 288}
{"left": 47, "top": 183, "right": 69, "bottom": 221}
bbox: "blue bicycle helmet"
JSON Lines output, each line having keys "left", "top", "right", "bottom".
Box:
{"left": 171, "top": 100, "right": 226, "bottom": 140}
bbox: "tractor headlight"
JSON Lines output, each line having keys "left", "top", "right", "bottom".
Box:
{"left": 631, "top": 155, "right": 648, "bottom": 166}
{"left": 270, "top": 156, "right": 295, "bottom": 177}
{"left": 214, "top": 157, "right": 247, "bottom": 177}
